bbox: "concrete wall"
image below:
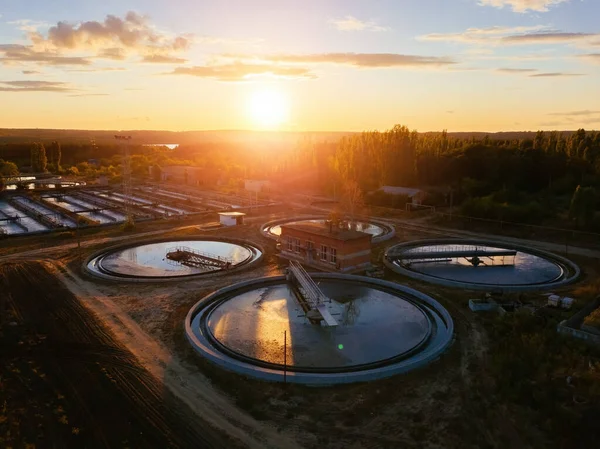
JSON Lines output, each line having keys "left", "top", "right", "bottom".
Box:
{"left": 557, "top": 297, "right": 600, "bottom": 344}
{"left": 185, "top": 273, "right": 454, "bottom": 385}
{"left": 468, "top": 300, "right": 499, "bottom": 312}
{"left": 557, "top": 324, "right": 600, "bottom": 344}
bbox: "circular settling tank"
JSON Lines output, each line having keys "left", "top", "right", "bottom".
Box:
{"left": 86, "top": 239, "right": 262, "bottom": 280}
{"left": 384, "top": 239, "right": 580, "bottom": 291}
{"left": 261, "top": 216, "right": 395, "bottom": 243}
{"left": 186, "top": 274, "right": 453, "bottom": 384}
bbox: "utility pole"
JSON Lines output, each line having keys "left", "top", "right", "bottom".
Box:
{"left": 283, "top": 330, "right": 287, "bottom": 385}
{"left": 76, "top": 216, "right": 81, "bottom": 260}
{"left": 115, "top": 135, "right": 133, "bottom": 222}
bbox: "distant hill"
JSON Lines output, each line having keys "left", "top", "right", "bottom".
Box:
{"left": 0, "top": 128, "right": 592, "bottom": 146}
{"left": 0, "top": 128, "right": 353, "bottom": 146}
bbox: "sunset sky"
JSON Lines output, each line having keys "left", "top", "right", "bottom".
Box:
{"left": 0, "top": 0, "right": 599, "bottom": 132}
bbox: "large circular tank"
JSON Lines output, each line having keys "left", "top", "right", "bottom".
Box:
{"left": 261, "top": 216, "right": 395, "bottom": 243}
{"left": 384, "top": 239, "right": 580, "bottom": 291}
{"left": 85, "top": 238, "right": 262, "bottom": 281}
{"left": 186, "top": 274, "right": 453, "bottom": 384}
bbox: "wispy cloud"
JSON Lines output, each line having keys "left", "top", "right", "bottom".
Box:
{"left": 0, "top": 80, "right": 74, "bottom": 92}
{"left": 419, "top": 25, "right": 550, "bottom": 44}
{"left": 578, "top": 53, "right": 600, "bottom": 64}
{"left": 8, "top": 19, "right": 50, "bottom": 32}
{"left": 97, "top": 48, "right": 127, "bottom": 61}
{"left": 529, "top": 72, "right": 585, "bottom": 77}
{"left": 330, "top": 16, "right": 389, "bottom": 32}
{"left": 494, "top": 68, "right": 584, "bottom": 77}
{"left": 67, "top": 93, "right": 109, "bottom": 97}
{"left": 548, "top": 110, "right": 600, "bottom": 117}
{"left": 0, "top": 44, "right": 91, "bottom": 66}
{"left": 164, "top": 62, "right": 316, "bottom": 81}
{"left": 502, "top": 32, "right": 598, "bottom": 44}
{"left": 177, "top": 52, "right": 457, "bottom": 81}
{"left": 67, "top": 67, "right": 126, "bottom": 72}
{"left": 478, "top": 0, "right": 571, "bottom": 13}
{"left": 141, "top": 54, "right": 187, "bottom": 64}
{"left": 420, "top": 26, "right": 599, "bottom": 48}
{"left": 496, "top": 67, "right": 538, "bottom": 73}
{"left": 226, "top": 53, "right": 456, "bottom": 68}
{"left": 22, "top": 70, "right": 41, "bottom": 75}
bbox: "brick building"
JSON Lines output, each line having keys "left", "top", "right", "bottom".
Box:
{"left": 279, "top": 222, "right": 372, "bottom": 273}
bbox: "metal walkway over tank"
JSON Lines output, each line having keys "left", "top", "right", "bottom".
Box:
{"left": 389, "top": 245, "right": 517, "bottom": 267}
{"left": 287, "top": 260, "right": 338, "bottom": 326}
{"left": 166, "top": 246, "right": 232, "bottom": 269}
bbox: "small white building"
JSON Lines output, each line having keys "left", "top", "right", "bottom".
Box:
{"left": 244, "top": 180, "right": 271, "bottom": 193}
{"left": 379, "top": 186, "right": 427, "bottom": 205}
{"left": 218, "top": 212, "right": 246, "bottom": 227}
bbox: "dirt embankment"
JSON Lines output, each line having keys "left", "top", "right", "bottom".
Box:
{"left": 0, "top": 261, "right": 232, "bottom": 449}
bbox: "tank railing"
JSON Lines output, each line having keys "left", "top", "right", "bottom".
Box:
{"left": 288, "top": 260, "right": 328, "bottom": 309}
{"left": 166, "top": 246, "right": 233, "bottom": 268}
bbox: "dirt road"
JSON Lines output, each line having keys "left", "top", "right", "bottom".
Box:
{"left": 56, "top": 262, "right": 304, "bottom": 449}
{"left": 0, "top": 261, "right": 233, "bottom": 449}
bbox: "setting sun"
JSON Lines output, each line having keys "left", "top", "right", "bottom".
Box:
{"left": 247, "top": 89, "right": 290, "bottom": 129}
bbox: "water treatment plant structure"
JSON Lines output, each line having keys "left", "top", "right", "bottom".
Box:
{"left": 384, "top": 238, "right": 580, "bottom": 292}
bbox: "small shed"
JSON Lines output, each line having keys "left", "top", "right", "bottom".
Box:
{"left": 218, "top": 212, "right": 246, "bottom": 227}
{"left": 379, "top": 186, "right": 427, "bottom": 205}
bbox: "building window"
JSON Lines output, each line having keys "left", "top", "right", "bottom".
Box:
{"left": 320, "top": 244, "right": 328, "bottom": 261}
{"left": 287, "top": 237, "right": 293, "bottom": 251}
{"left": 294, "top": 238, "right": 301, "bottom": 253}
{"left": 330, "top": 248, "right": 337, "bottom": 264}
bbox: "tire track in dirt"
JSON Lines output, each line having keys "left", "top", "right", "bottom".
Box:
{"left": 1, "top": 261, "right": 231, "bottom": 449}
{"left": 55, "top": 261, "right": 305, "bottom": 449}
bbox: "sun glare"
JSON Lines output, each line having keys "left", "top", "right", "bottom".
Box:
{"left": 247, "top": 89, "right": 289, "bottom": 129}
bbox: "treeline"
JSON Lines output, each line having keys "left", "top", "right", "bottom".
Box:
{"left": 284, "top": 125, "right": 600, "bottom": 229}
{"left": 329, "top": 126, "right": 600, "bottom": 191}
{"left": 2, "top": 125, "right": 599, "bottom": 229}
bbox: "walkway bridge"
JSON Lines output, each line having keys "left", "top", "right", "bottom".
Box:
{"left": 287, "top": 260, "right": 338, "bottom": 326}
{"left": 166, "top": 246, "right": 232, "bottom": 269}
{"left": 389, "top": 245, "right": 517, "bottom": 267}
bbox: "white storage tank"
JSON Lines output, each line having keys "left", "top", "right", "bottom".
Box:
{"left": 548, "top": 295, "right": 561, "bottom": 307}
{"left": 218, "top": 212, "right": 246, "bottom": 227}
{"left": 560, "top": 297, "right": 575, "bottom": 310}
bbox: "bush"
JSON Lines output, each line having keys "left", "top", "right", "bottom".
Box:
{"left": 461, "top": 196, "right": 548, "bottom": 224}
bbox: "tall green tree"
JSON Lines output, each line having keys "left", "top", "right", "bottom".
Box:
{"left": 569, "top": 185, "right": 597, "bottom": 228}
{"left": 30, "top": 143, "right": 39, "bottom": 172}
{"left": 29, "top": 142, "right": 48, "bottom": 172}
{"left": 0, "top": 159, "right": 19, "bottom": 176}
{"left": 49, "top": 141, "right": 61, "bottom": 170}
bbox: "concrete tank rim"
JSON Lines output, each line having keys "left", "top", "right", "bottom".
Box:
{"left": 383, "top": 237, "right": 581, "bottom": 292}
{"left": 82, "top": 236, "right": 265, "bottom": 283}
{"left": 203, "top": 278, "right": 435, "bottom": 372}
{"left": 185, "top": 273, "right": 454, "bottom": 385}
{"left": 259, "top": 215, "right": 396, "bottom": 244}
